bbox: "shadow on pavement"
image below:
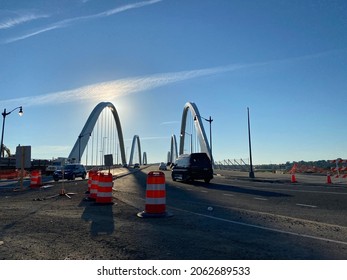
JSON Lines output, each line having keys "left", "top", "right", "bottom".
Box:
{"left": 184, "top": 180, "right": 292, "bottom": 198}
{"left": 80, "top": 200, "right": 115, "bottom": 236}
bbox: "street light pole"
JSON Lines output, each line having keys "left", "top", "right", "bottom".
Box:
{"left": 247, "top": 107, "right": 255, "bottom": 178}
{"left": 207, "top": 116, "right": 213, "bottom": 164}
{"left": 181, "top": 132, "right": 193, "bottom": 154}
{"left": 194, "top": 115, "right": 213, "bottom": 163}
{"left": 1, "top": 106, "right": 23, "bottom": 157}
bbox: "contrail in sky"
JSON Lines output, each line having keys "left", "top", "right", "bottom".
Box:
{"left": 0, "top": 63, "right": 251, "bottom": 108}
{"left": 2, "top": 48, "right": 341, "bottom": 108}
{"left": 0, "top": 47, "right": 345, "bottom": 107}
{"left": 3, "top": 0, "right": 163, "bottom": 44}
{"left": 0, "top": 11, "right": 49, "bottom": 30}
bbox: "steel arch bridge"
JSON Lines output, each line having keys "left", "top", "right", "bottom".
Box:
{"left": 68, "top": 102, "right": 127, "bottom": 166}
{"left": 179, "top": 101, "right": 211, "bottom": 159}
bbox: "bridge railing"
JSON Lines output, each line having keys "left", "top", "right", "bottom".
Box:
{"left": 214, "top": 158, "right": 250, "bottom": 171}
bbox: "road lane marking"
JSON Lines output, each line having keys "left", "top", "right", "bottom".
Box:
{"left": 216, "top": 180, "right": 347, "bottom": 195}
{"left": 171, "top": 207, "right": 347, "bottom": 246}
{"left": 200, "top": 190, "right": 208, "bottom": 193}
{"left": 223, "top": 193, "right": 234, "bottom": 197}
{"left": 296, "top": 203, "right": 317, "bottom": 208}
{"left": 253, "top": 197, "right": 268, "bottom": 201}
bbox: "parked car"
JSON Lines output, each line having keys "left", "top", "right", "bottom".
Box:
{"left": 53, "top": 163, "right": 87, "bottom": 181}
{"left": 133, "top": 163, "right": 140, "bottom": 168}
{"left": 171, "top": 153, "right": 213, "bottom": 183}
{"left": 159, "top": 162, "right": 167, "bottom": 170}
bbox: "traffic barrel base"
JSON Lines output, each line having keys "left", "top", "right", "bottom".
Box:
{"left": 137, "top": 210, "right": 173, "bottom": 218}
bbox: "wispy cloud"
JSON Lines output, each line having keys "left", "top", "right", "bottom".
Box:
{"left": 2, "top": 49, "right": 339, "bottom": 108}
{"left": 0, "top": 63, "right": 251, "bottom": 108}
{"left": 0, "top": 11, "right": 49, "bottom": 30}
{"left": 4, "top": 0, "right": 162, "bottom": 44}
{"left": 160, "top": 121, "right": 180, "bottom": 126}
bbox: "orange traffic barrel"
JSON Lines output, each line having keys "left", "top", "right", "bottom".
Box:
{"left": 137, "top": 171, "right": 172, "bottom": 218}
{"left": 96, "top": 173, "right": 114, "bottom": 204}
{"left": 88, "top": 172, "right": 99, "bottom": 200}
{"left": 30, "top": 170, "right": 42, "bottom": 188}
{"left": 86, "top": 170, "right": 97, "bottom": 194}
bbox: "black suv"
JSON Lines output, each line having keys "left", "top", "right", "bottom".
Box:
{"left": 171, "top": 153, "right": 213, "bottom": 183}
{"left": 53, "top": 163, "right": 87, "bottom": 181}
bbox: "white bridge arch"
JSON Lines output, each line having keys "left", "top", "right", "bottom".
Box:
{"left": 169, "top": 134, "right": 178, "bottom": 163}
{"left": 142, "top": 152, "right": 147, "bottom": 165}
{"left": 128, "top": 135, "right": 142, "bottom": 166}
{"left": 68, "top": 102, "right": 127, "bottom": 166}
{"left": 179, "top": 102, "right": 211, "bottom": 159}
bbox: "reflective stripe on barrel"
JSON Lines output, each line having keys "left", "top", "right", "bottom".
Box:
{"left": 89, "top": 173, "right": 99, "bottom": 199}
{"left": 96, "top": 173, "right": 113, "bottom": 203}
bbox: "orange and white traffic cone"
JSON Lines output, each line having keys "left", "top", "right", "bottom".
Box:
{"left": 326, "top": 173, "right": 332, "bottom": 184}
{"left": 291, "top": 173, "right": 297, "bottom": 183}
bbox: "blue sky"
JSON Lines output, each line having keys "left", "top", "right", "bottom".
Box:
{"left": 1, "top": 0, "right": 347, "bottom": 165}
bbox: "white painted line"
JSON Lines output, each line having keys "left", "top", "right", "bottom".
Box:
{"left": 296, "top": 203, "right": 317, "bottom": 208}
{"left": 254, "top": 197, "right": 268, "bottom": 201}
{"left": 41, "top": 185, "right": 53, "bottom": 189}
{"left": 200, "top": 190, "right": 208, "bottom": 193}
{"left": 223, "top": 193, "right": 234, "bottom": 197}
{"left": 171, "top": 207, "right": 347, "bottom": 246}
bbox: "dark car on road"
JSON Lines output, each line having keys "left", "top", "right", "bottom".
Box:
{"left": 53, "top": 163, "right": 87, "bottom": 181}
{"left": 171, "top": 152, "right": 213, "bottom": 183}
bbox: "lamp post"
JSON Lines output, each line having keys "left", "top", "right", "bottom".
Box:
{"left": 1, "top": 106, "right": 23, "bottom": 157}
{"left": 78, "top": 132, "right": 91, "bottom": 163}
{"left": 181, "top": 131, "right": 193, "bottom": 153}
{"left": 247, "top": 107, "right": 255, "bottom": 178}
{"left": 194, "top": 115, "right": 213, "bottom": 162}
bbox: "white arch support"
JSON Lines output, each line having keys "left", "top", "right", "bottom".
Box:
{"left": 143, "top": 152, "right": 147, "bottom": 165}
{"left": 167, "top": 151, "right": 171, "bottom": 164}
{"left": 179, "top": 102, "right": 211, "bottom": 159}
{"left": 68, "top": 102, "right": 127, "bottom": 166}
{"left": 170, "top": 134, "right": 178, "bottom": 163}
{"left": 128, "top": 135, "right": 142, "bottom": 166}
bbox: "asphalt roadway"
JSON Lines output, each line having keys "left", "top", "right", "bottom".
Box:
{"left": 0, "top": 165, "right": 347, "bottom": 259}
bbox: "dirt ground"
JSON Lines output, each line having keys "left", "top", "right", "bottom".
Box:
{"left": 0, "top": 178, "right": 147, "bottom": 260}
{"left": 0, "top": 174, "right": 231, "bottom": 260}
